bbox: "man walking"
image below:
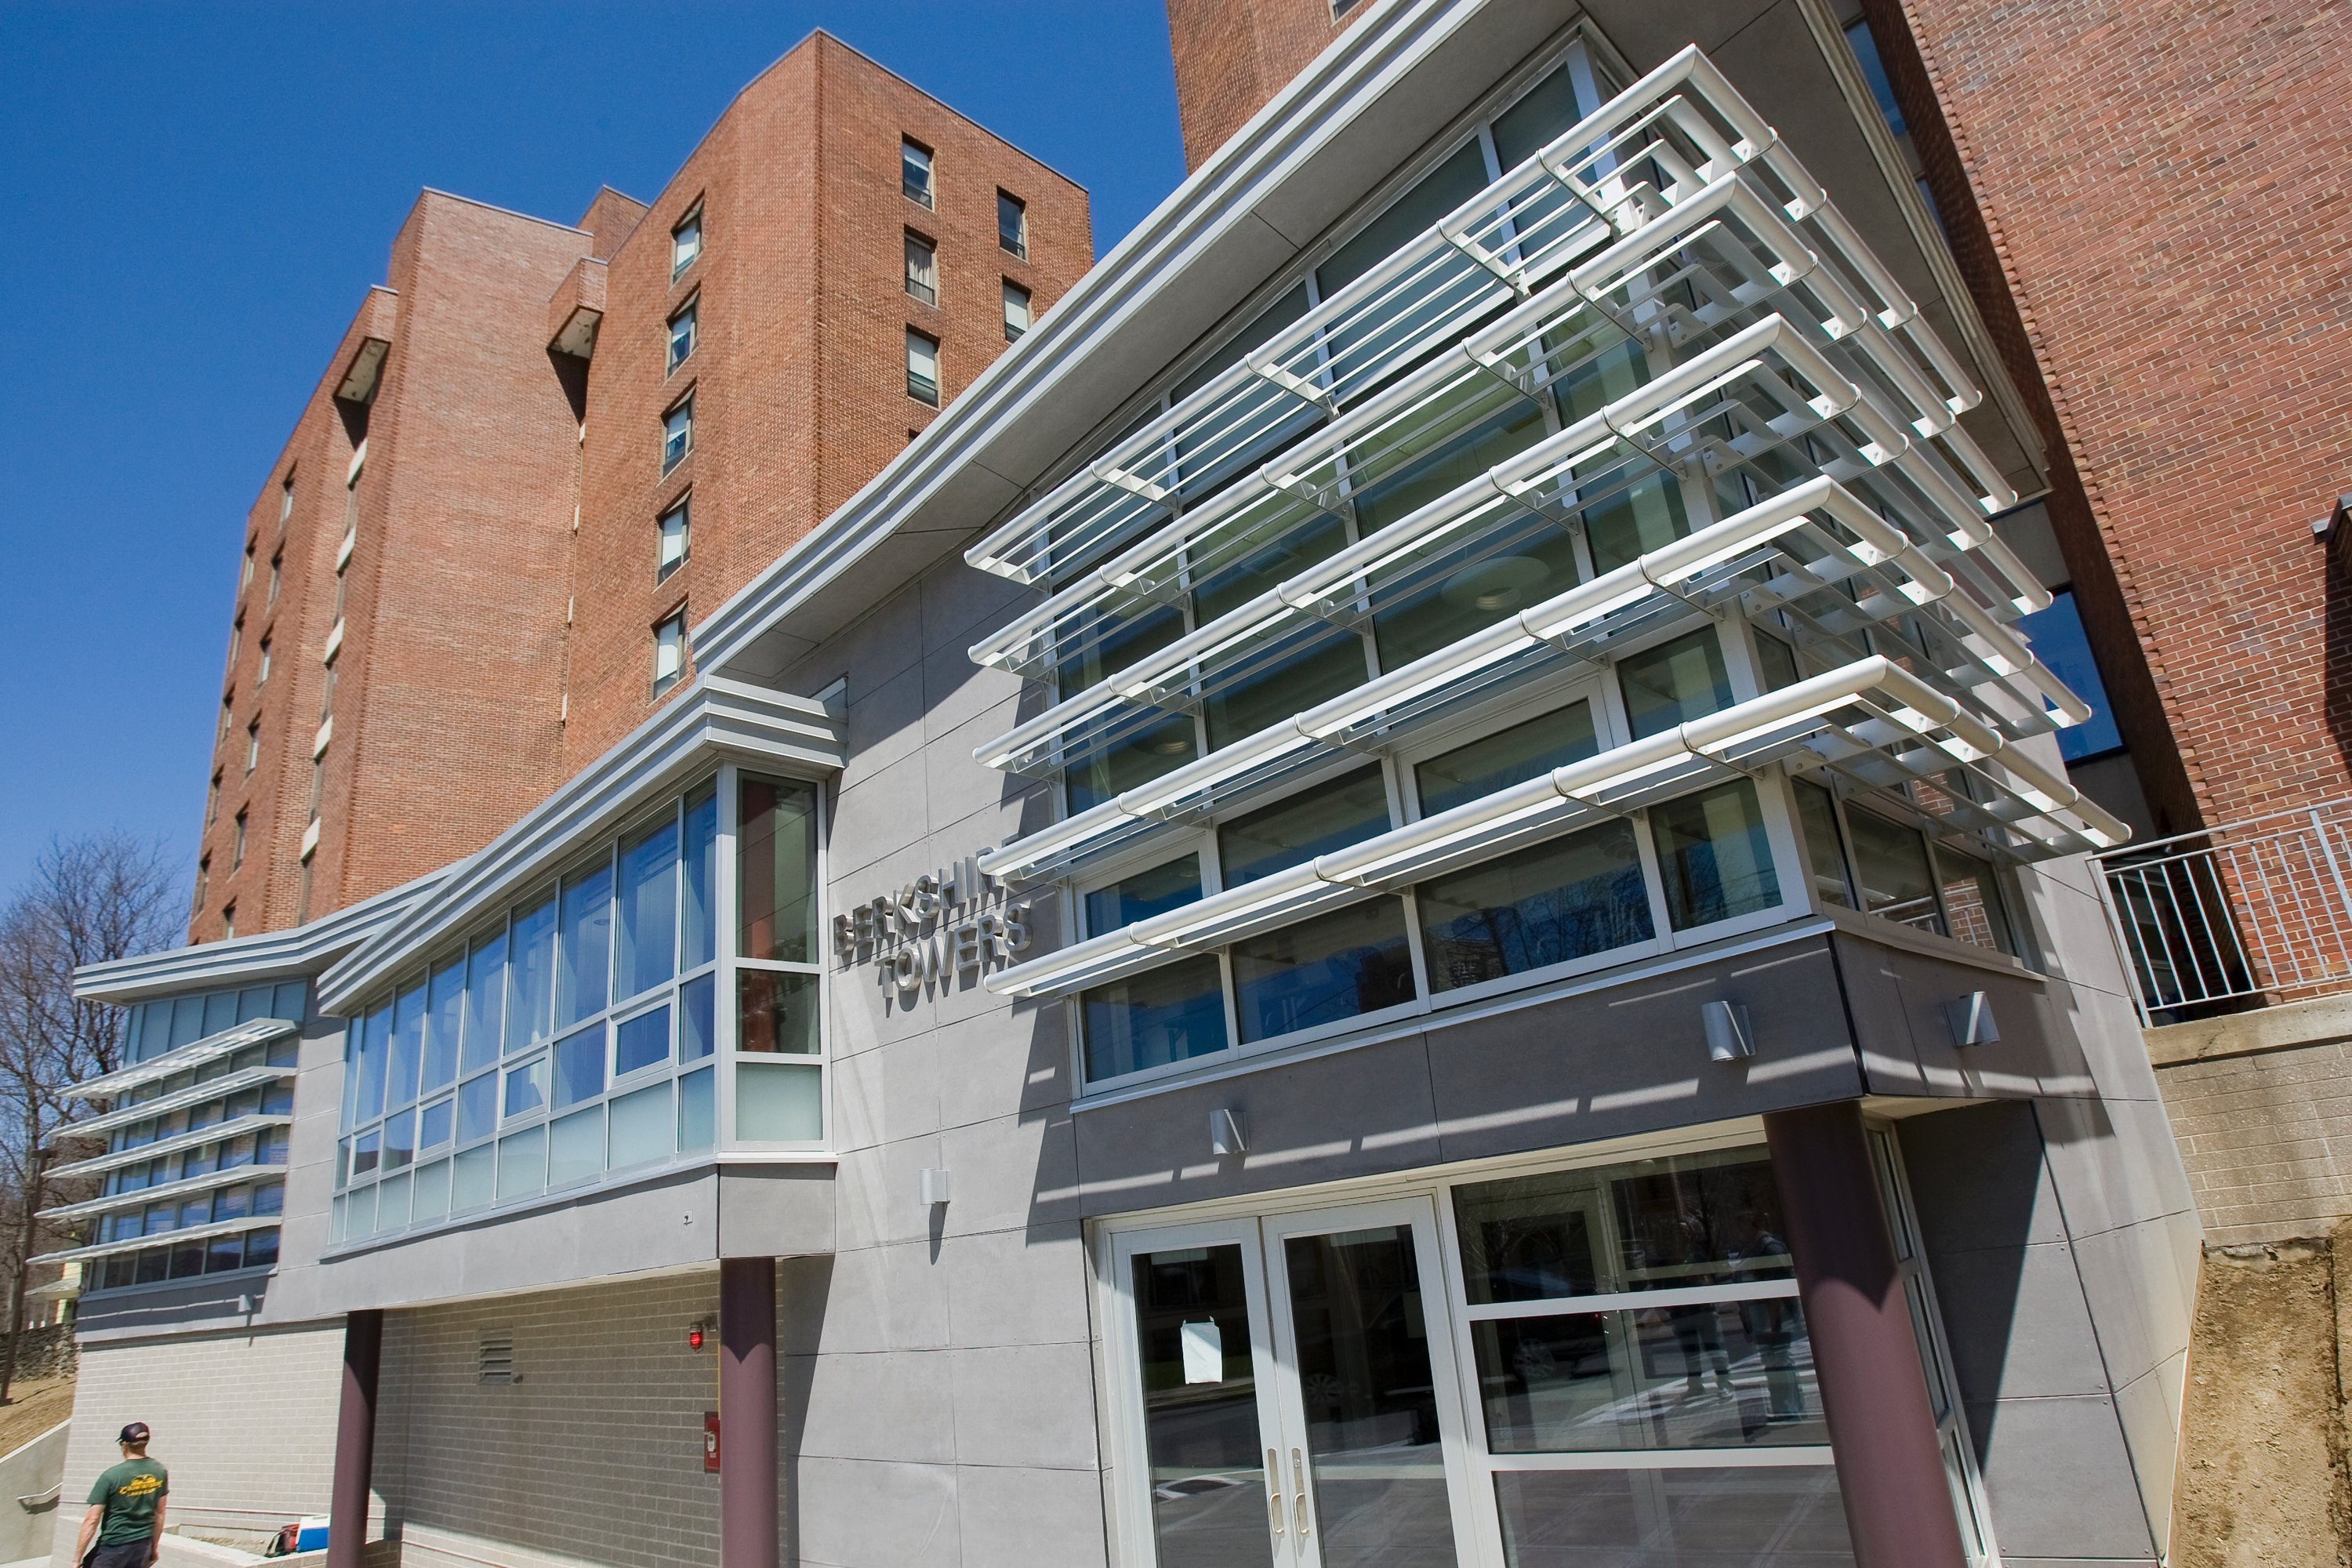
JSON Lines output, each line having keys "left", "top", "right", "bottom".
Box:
{"left": 74, "top": 1423, "right": 168, "bottom": 1568}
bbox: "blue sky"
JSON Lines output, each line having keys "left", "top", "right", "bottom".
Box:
{"left": 0, "top": 2, "right": 1185, "bottom": 902}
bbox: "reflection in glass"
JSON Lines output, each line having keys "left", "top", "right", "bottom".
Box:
{"left": 1793, "top": 782, "right": 1853, "bottom": 909}
{"left": 423, "top": 958, "right": 463, "bottom": 1093}
{"left": 1068, "top": 713, "right": 1199, "bottom": 816}
{"left": 1844, "top": 808, "right": 1941, "bottom": 931}
{"left": 1082, "top": 954, "right": 1228, "bottom": 1082}
{"left": 462, "top": 928, "right": 506, "bottom": 1075}
{"left": 680, "top": 973, "right": 716, "bottom": 1062}
{"left": 682, "top": 785, "right": 718, "bottom": 969}
{"left": 1085, "top": 855, "right": 1202, "bottom": 937}
{"left": 388, "top": 983, "right": 426, "bottom": 1109}
{"left": 1453, "top": 1152, "right": 1793, "bottom": 1302}
{"left": 1652, "top": 781, "right": 1781, "bottom": 930}
{"left": 737, "top": 970, "right": 818, "bottom": 1054}
{"left": 739, "top": 776, "right": 819, "bottom": 963}
{"left": 1283, "top": 1225, "right": 1457, "bottom": 1568}
{"left": 1417, "top": 820, "right": 1652, "bottom": 990}
{"left": 1581, "top": 470, "right": 1692, "bottom": 575}
{"left": 1203, "top": 635, "right": 1367, "bottom": 754}
{"left": 1492, "top": 1466, "right": 1853, "bottom": 1566}
{"left": 1617, "top": 628, "right": 1733, "bottom": 739}
{"left": 1933, "top": 847, "right": 2015, "bottom": 956}
{"left": 616, "top": 815, "right": 681, "bottom": 1000}
{"left": 1415, "top": 702, "right": 1599, "bottom": 818}
{"left": 615, "top": 1006, "right": 671, "bottom": 1077}
{"left": 557, "top": 859, "right": 615, "bottom": 1027}
{"left": 506, "top": 897, "right": 557, "bottom": 1054}
{"left": 1232, "top": 899, "right": 1417, "bottom": 1044}
{"left": 1219, "top": 766, "right": 1391, "bottom": 887}
{"left": 1474, "top": 1300, "right": 1824, "bottom": 1452}
{"left": 457, "top": 1073, "right": 496, "bottom": 1145}
{"left": 1130, "top": 1244, "right": 1266, "bottom": 1568}
{"left": 554, "top": 1024, "right": 606, "bottom": 1109}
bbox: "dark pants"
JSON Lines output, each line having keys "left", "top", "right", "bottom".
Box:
{"left": 86, "top": 1537, "right": 153, "bottom": 1568}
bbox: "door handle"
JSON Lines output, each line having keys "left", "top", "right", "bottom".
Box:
{"left": 1266, "top": 1449, "right": 1284, "bottom": 1537}
{"left": 1292, "top": 1448, "right": 1311, "bottom": 1536}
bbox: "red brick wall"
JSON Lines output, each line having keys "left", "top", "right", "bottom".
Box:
{"left": 191, "top": 198, "right": 592, "bottom": 942}
{"left": 194, "top": 33, "right": 1089, "bottom": 939}
{"left": 1167, "top": 0, "right": 1365, "bottom": 170}
{"left": 557, "top": 32, "right": 1091, "bottom": 768}
{"left": 1865, "top": 0, "right": 2352, "bottom": 834}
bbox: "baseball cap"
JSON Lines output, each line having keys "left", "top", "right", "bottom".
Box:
{"left": 117, "top": 1423, "right": 149, "bottom": 1445}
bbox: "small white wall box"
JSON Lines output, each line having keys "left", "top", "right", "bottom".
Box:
{"left": 1210, "top": 1108, "right": 1249, "bottom": 1156}
{"left": 1946, "top": 991, "right": 2001, "bottom": 1046}
{"left": 1701, "top": 1000, "right": 1755, "bottom": 1062}
{"left": 919, "top": 1167, "right": 951, "bottom": 1207}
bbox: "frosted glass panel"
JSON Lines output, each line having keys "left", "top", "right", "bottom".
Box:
{"left": 608, "top": 1082, "right": 671, "bottom": 1171}
{"left": 548, "top": 1107, "right": 604, "bottom": 1189}
{"left": 452, "top": 1145, "right": 495, "bottom": 1213}
{"left": 496, "top": 1127, "right": 546, "bottom": 1202}
{"left": 677, "top": 1068, "right": 716, "bottom": 1152}
{"left": 374, "top": 1172, "right": 411, "bottom": 1235}
{"left": 411, "top": 1158, "right": 450, "bottom": 1225}
{"left": 734, "top": 1062, "right": 821, "bottom": 1142}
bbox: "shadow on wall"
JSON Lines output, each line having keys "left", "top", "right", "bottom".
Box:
{"left": 777, "top": 1255, "right": 831, "bottom": 1568}
{"left": 2321, "top": 518, "right": 2352, "bottom": 790}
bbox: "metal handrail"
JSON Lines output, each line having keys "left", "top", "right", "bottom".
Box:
{"left": 2096, "top": 800, "right": 2352, "bottom": 1025}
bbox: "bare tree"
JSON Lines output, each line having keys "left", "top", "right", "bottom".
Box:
{"left": 0, "top": 833, "right": 181, "bottom": 1399}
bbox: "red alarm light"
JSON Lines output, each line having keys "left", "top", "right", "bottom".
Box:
{"left": 688, "top": 1324, "right": 705, "bottom": 1350}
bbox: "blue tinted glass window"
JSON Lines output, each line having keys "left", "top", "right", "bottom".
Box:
{"left": 558, "top": 860, "right": 615, "bottom": 1027}
{"left": 617, "top": 817, "right": 681, "bottom": 1000}
{"left": 615, "top": 1007, "right": 672, "bottom": 1078}
{"left": 1082, "top": 955, "right": 1229, "bottom": 1081}
{"left": 1219, "top": 767, "right": 1392, "bottom": 887}
{"left": 681, "top": 785, "right": 719, "bottom": 969}
{"left": 506, "top": 898, "right": 557, "bottom": 1054}
{"left": 2016, "top": 588, "right": 2124, "bottom": 760}
{"left": 1418, "top": 820, "right": 1653, "bottom": 989}
{"left": 1232, "top": 899, "right": 1419, "bottom": 1043}
{"left": 1085, "top": 855, "right": 1203, "bottom": 937}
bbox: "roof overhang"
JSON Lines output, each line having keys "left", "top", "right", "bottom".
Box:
{"left": 74, "top": 872, "right": 443, "bottom": 1007}
{"left": 317, "top": 675, "right": 844, "bottom": 1014}
{"left": 692, "top": 0, "right": 1588, "bottom": 684}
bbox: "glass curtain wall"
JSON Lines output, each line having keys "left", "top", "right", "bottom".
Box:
{"left": 330, "top": 765, "right": 827, "bottom": 1249}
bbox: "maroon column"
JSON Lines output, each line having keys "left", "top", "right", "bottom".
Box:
{"left": 327, "top": 1310, "right": 383, "bottom": 1568}
{"left": 1762, "top": 1102, "right": 1968, "bottom": 1568}
{"left": 718, "top": 1258, "right": 779, "bottom": 1568}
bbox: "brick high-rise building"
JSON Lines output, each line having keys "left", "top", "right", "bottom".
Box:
{"left": 194, "top": 31, "right": 1087, "bottom": 945}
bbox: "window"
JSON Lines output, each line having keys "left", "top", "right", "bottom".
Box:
{"left": 333, "top": 779, "right": 732, "bottom": 1245}
{"left": 905, "top": 329, "right": 940, "bottom": 407}
{"left": 662, "top": 398, "right": 693, "bottom": 473}
{"left": 240, "top": 543, "right": 256, "bottom": 590}
{"left": 219, "top": 696, "right": 234, "bottom": 742}
{"left": 1002, "top": 280, "right": 1030, "bottom": 342}
{"left": 319, "top": 656, "right": 337, "bottom": 721}
{"left": 671, "top": 207, "right": 702, "bottom": 279}
{"left": 657, "top": 499, "right": 690, "bottom": 582}
{"left": 904, "top": 232, "right": 937, "bottom": 307}
{"left": 278, "top": 475, "right": 294, "bottom": 524}
{"left": 308, "top": 756, "right": 325, "bottom": 821}
{"left": 653, "top": 612, "right": 687, "bottom": 697}
{"left": 257, "top": 637, "right": 271, "bottom": 684}
{"left": 267, "top": 552, "right": 281, "bottom": 606}
{"left": 666, "top": 301, "right": 697, "bottom": 373}
{"left": 996, "top": 190, "right": 1027, "bottom": 260}
{"left": 901, "top": 139, "right": 933, "bottom": 207}
{"left": 221, "top": 903, "right": 236, "bottom": 939}
{"left": 232, "top": 811, "right": 248, "bottom": 869}
{"left": 229, "top": 617, "right": 244, "bottom": 670}
{"left": 2016, "top": 588, "right": 2124, "bottom": 760}
{"left": 205, "top": 773, "right": 221, "bottom": 826}
{"left": 193, "top": 858, "right": 209, "bottom": 913}
{"left": 245, "top": 721, "right": 261, "bottom": 775}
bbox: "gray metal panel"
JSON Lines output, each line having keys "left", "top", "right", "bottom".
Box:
{"left": 717, "top": 1166, "right": 837, "bottom": 1258}
{"left": 1831, "top": 928, "right": 2092, "bottom": 1099}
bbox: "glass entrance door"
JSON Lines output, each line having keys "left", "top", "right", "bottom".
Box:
{"left": 1111, "top": 1200, "right": 1482, "bottom": 1568}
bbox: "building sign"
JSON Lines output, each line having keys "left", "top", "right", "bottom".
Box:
{"left": 833, "top": 853, "right": 1032, "bottom": 993}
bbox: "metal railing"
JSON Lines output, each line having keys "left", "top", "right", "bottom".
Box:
{"left": 2098, "top": 800, "right": 2352, "bottom": 1024}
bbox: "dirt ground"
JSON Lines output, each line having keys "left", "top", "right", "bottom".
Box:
{"left": 0, "top": 1374, "right": 74, "bottom": 1463}
{"left": 2171, "top": 1236, "right": 2350, "bottom": 1567}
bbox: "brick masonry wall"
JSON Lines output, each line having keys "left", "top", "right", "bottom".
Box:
{"left": 1864, "top": 0, "right": 2352, "bottom": 835}
{"left": 50, "top": 1324, "right": 348, "bottom": 1566}
{"left": 374, "top": 1272, "right": 723, "bottom": 1568}
{"left": 1166, "top": 0, "right": 1364, "bottom": 171}
{"left": 559, "top": 33, "right": 1091, "bottom": 770}
{"left": 2154, "top": 1040, "right": 2352, "bottom": 1245}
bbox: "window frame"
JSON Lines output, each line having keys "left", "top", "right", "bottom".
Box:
{"left": 996, "top": 189, "right": 1028, "bottom": 260}
{"left": 906, "top": 328, "right": 942, "bottom": 408}
{"left": 670, "top": 204, "right": 703, "bottom": 281}
{"left": 1002, "top": 278, "right": 1031, "bottom": 342}
{"left": 661, "top": 394, "right": 694, "bottom": 474}
{"left": 903, "top": 230, "right": 938, "bottom": 307}
{"left": 900, "top": 138, "right": 934, "bottom": 209}
{"left": 656, "top": 496, "right": 691, "bottom": 583}
{"left": 652, "top": 611, "right": 688, "bottom": 698}
{"left": 666, "top": 297, "right": 698, "bottom": 375}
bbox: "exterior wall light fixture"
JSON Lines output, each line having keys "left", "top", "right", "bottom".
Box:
{"left": 1701, "top": 1000, "right": 1755, "bottom": 1062}
{"left": 1946, "top": 991, "right": 2001, "bottom": 1046}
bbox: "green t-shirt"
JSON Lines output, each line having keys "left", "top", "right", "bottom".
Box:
{"left": 87, "top": 1457, "right": 167, "bottom": 1546}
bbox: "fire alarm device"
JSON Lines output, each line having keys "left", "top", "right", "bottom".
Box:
{"left": 688, "top": 1323, "right": 706, "bottom": 1350}
{"left": 704, "top": 1411, "right": 720, "bottom": 1472}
